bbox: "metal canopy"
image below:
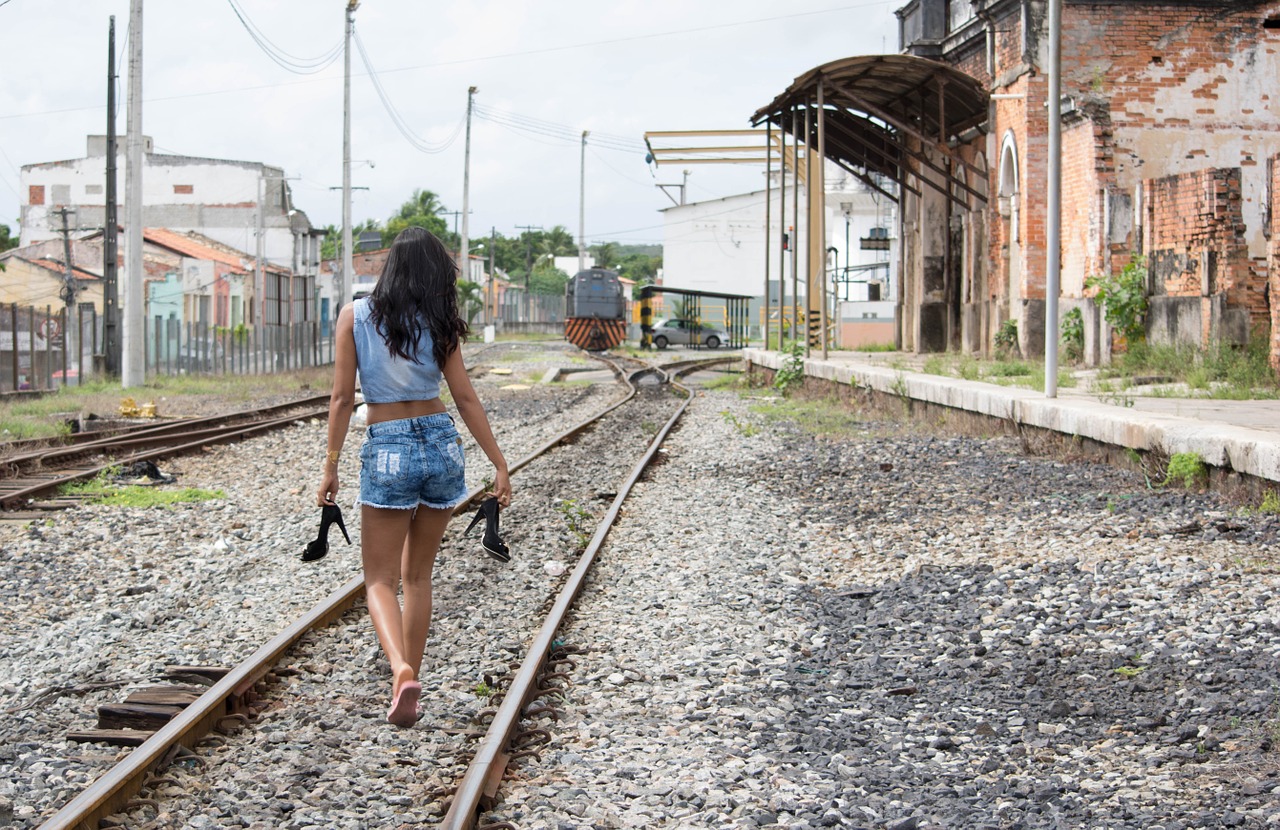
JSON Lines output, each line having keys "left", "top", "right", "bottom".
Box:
{"left": 751, "top": 54, "right": 990, "bottom": 208}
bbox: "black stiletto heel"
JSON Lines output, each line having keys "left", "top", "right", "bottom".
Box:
{"left": 465, "top": 497, "right": 510, "bottom": 563}
{"left": 303, "top": 503, "right": 350, "bottom": 562}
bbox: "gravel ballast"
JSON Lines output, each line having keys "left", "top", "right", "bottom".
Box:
{"left": 2, "top": 349, "right": 1278, "bottom": 829}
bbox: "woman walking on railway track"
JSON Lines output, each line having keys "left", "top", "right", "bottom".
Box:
{"left": 316, "top": 226, "right": 512, "bottom": 727}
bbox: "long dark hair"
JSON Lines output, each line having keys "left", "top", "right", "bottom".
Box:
{"left": 368, "top": 226, "right": 468, "bottom": 368}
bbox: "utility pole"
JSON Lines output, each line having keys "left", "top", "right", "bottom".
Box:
{"left": 53, "top": 207, "right": 80, "bottom": 367}
{"left": 1045, "top": 0, "right": 1062, "bottom": 398}
{"left": 256, "top": 173, "right": 266, "bottom": 326}
{"left": 578, "top": 131, "right": 588, "bottom": 273}
{"left": 486, "top": 225, "right": 495, "bottom": 327}
{"left": 121, "top": 0, "right": 144, "bottom": 388}
{"left": 340, "top": 0, "right": 359, "bottom": 314}
{"left": 460, "top": 86, "right": 476, "bottom": 282}
{"left": 516, "top": 224, "right": 541, "bottom": 322}
{"left": 103, "top": 15, "right": 120, "bottom": 375}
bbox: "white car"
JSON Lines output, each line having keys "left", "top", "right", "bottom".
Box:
{"left": 650, "top": 318, "right": 727, "bottom": 349}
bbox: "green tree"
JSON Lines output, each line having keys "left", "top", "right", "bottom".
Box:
{"left": 0, "top": 223, "right": 16, "bottom": 252}
{"left": 591, "top": 241, "right": 620, "bottom": 269}
{"left": 540, "top": 225, "right": 577, "bottom": 257}
{"left": 384, "top": 189, "right": 450, "bottom": 246}
{"left": 457, "top": 279, "right": 483, "bottom": 323}
{"left": 529, "top": 263, "right": 569, "bottom": 295}
{"left": 320, "top": 220, "right": 382, "bottom": 261}
{"left": 617, "top": 252, "right": 661, "bottom": 287}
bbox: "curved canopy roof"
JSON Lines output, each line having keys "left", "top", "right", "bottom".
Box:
{"left": 751, "top": 55, "right": 990, "bottom": 207}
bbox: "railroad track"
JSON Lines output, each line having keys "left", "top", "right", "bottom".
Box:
{"left": 34, "top": 354, "right": 723, "bottom": 830}
{"left": 0, "top": 395, "right": 332, "bottom": 512}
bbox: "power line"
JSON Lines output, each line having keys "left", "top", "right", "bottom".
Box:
{"left": 1, "top": 3, "right": 879, "bottom": 122}
{"left": 474, "top": 105, "right": 643, "bottom": 155}
{"left": 352, "top": 28, "right": 466, "bottom": 154}
{"left": 225, "top": 0, "right": 343, "bottom": 75}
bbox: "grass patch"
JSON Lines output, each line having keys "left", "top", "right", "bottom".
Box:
{"left": 1106, "top": 334, "right": 1279, "bottom": 399}
{"left": 749, "top": 395, "right": 866, "bottom": 439}
{"left": 61, "top": 474, "right": 224, "bottom": 508}
{"left": 854, "top": 342, "right": 896, "bottom": 352}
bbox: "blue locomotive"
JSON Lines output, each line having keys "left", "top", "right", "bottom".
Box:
{"left": 564, "top": 268, "right": 628, "bottom": 351}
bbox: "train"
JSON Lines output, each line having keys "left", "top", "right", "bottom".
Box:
{"left": 564, "top": 268, "right": 628, "bottom": 351}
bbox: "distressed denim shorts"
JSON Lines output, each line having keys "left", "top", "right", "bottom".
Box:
{"left": 358, "top": 413, "right": 468, "bottom": 511}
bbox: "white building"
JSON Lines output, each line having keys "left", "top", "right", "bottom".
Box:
{"left": 659, "top": 163, "right": 898, "bottom": 344}
{"left": 19, "top": 136, "right": 324, "bottom": 324}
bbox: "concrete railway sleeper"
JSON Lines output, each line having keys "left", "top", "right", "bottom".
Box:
{"left": 31, "top": 352, "right": 719, "bottom": 830}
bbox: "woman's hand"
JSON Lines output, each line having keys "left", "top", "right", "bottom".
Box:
{"left": 317, "top": 471, "right": 340, "bottom": 506}
{"left": 490, "top": 468, "right": 512, "bottom": 509}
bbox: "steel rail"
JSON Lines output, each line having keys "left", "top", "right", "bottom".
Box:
{"left": 0, "top": 395, "right": 332, "bottom": 473}
{"left": 0, "top": 407, "right": 330, "bottom": 509}
{"left": 35, "top": 353, "right": 641, "bottom": 830}
{"left": 441, "top": 363, "right": 704, "bottom": 829}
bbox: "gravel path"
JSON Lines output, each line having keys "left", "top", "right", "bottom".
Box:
{"left": 0, "top": 342, "right": 621, "bottom": 828}
{"left": 4, "top": 349, "right": 1279, "bottom": 829}
{"left": 491, "top": 380, "right": 1280, "bottom": 829}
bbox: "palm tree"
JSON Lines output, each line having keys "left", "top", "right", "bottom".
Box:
{"left": 592, "top": 241, "right": 620, "bottom": 269}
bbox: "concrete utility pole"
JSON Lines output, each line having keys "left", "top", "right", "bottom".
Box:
{"left": 103, "top": 15, "right": 120, "bottom": 375}
{"left": 53, "top": 207, "right": 80, "bottom": 366}
{"left": 486, "top": 225, "right": 495, "bottom": 326}
{"left": 460, "top": 86, "right": 476, "bottom": 282}
{"left": 340, "top": 0, "right": 359, "bottom": 313}
{"left": 122, "top": 0, "right": 144, "bottom": 388}
{"left": 516, "top": 224, "right": 541, "bottom": 321}
{"left": 1044, "top": 0, "right": 1062, "bottom": 398}
{"left": 578, "top": 131, "right": 589, "bottom": 273}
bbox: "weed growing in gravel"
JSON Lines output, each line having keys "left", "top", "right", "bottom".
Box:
{"left": 473, "top": 680, "right": 495, "bottom": 699}
{"left": 1256, "top": 490, "right": 1280, "bottom": 515}
{"left": 749, "top": 396, "right": 866, "bottom": 439}
{"left": 1163, "top": 452, "right": 1208, "bottom": 489}
{"left": 774, "top": 341, "right": 806, "bottom": 396}
{"left": 721, "top": 410, "right": 758, "bottom": 437}
{"left": 555, "top": 498, "right": 594, "bottom": 550}
{"left": 702, "top": 372, "right": 744, "bottom": 392}
{"left": 61, "top": 474, "right": 224, "bottom": 508}
{"left": 1114, "top": 665, "right": 1147, "bottom": 679}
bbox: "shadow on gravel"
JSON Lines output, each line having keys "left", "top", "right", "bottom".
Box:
{"left": 755, "top": 561, "right": 1280, "bottom": 828}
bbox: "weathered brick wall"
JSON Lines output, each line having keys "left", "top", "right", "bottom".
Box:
{"left": 1142, "top": 167, "right": 1256, "bottom": 345}
{"left": 978, "top": 0, "right": 1278, "bottom": 359}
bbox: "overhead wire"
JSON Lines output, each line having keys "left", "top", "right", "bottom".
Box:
{"left": 352, "top": 27, "right": 466, "bottom": 154}
{"left": 473, "top": 104, "right": 644, "bottom": 154}
{"left": 225, "top": 0, "right": 343, "bottom": 75}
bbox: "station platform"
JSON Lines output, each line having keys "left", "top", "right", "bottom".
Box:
{"left": 742, "top": 348, "right": 1280, "bottom": 486}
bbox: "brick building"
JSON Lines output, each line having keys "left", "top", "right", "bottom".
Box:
{"left": 756, "top": 0, "right": 1280, "bottom": 372}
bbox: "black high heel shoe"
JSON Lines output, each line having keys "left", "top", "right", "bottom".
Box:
{"left": 464, "top": 497, "right": 510, "bottom": 563}
{"left": 303, "top": 503, "right": 351, "bottom": 562}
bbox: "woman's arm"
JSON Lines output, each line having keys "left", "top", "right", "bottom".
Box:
{"left": 317, "top": 305, "right": 357, "bottom": 506}
{"left": 441, "top": 346, "right": 511, "bottom": 507}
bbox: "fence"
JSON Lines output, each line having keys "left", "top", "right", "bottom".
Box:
{"left": 0, "top": 302, "right": 335, "bottom": 393}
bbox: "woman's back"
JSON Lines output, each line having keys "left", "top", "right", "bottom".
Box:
{"left": 351, "top": 297, "right": 442, "bottom": 404}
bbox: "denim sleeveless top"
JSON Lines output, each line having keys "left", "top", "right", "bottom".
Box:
{"left": 352, "top": 298, "right": 442, "bottom": 403}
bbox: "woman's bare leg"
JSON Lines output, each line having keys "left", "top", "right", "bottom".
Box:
{"left": 400, "top": 506, "right": 451, "bottom": 678}
{"left": 361, "top": 505, "right": 416, "bottom": 694}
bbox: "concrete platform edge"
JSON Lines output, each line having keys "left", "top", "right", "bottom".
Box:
{"left": 743, "top": 349, "right": 1280, "bottom": 485}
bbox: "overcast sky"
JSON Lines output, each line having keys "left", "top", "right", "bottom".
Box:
{"left": 0, "top": 0, "right": 899, "bottom": 248}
